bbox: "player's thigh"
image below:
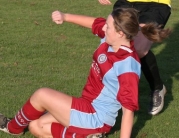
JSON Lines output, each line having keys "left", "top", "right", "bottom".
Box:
{"left": 134, "top": 31, "right": 153, "bottom": 58}
{"left": 30, "top": 88, "right": 72, "bottom": 127}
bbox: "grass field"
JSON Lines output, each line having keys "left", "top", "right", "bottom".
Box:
{"left": 0, "top": 0, "right": 179, "bottom": 138}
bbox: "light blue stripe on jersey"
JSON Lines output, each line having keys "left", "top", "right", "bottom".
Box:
{"left": 69, "top": 57, "right": 141, "bottom": 128}
{"left": 92, "top": 56, "right": 141, "bottom": 126}
{"left": 113, "top": 56, "right": 141, "bottom": 77}
{"left": 92, "top": 86, "right": 121, "bottom": 126}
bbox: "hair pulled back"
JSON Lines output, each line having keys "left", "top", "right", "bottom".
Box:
{"left": 140, "top": 23, "right": 171, "bottom": 42}
{"left": 111, "top": 8, "right": 171, "bottom": 42}
{"left": 111, "top": 8, "right": 139, "bottom": 40}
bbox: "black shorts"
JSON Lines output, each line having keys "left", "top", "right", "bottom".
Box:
{"left": 113, "top": 0, "right": 171, "bottom": 28}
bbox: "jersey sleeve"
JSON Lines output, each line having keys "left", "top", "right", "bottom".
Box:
{"left": 117, "top": 73, "right": 139, "bottom": 111}
{"left": 92, "top": 17, "right": 106, "bottom": 38}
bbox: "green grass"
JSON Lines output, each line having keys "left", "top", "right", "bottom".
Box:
{"left": 0, "top": 0, "right": 179, "bottom": 137}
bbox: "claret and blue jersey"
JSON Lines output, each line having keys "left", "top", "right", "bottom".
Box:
{"left": 82, "top": 18, "right": 141, "bottom": 126}
{"left": 67, "top": 18, "right": 141, "bottom": 136}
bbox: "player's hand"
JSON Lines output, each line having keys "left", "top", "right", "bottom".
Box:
{"left": 52, "top": 11, "right": 64, "bottom": 24}
{"left": 98, "top": 0, "right": 112, "bottom": 5}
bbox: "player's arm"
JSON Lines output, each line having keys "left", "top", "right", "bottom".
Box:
{"left": 117, "top": 72, "right": 140, "bottom": 138}
{"left": 120, "top": 106, "right": 134, "bottom": 138}
{"left": 98, "top": 0, "right": 112, "bottom": 5}
{"left": 52, "top": 10, "right": 96, "bottom": 28}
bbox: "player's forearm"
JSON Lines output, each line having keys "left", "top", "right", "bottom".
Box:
{"left": 120, "top": 107, "right": 134, "bottom": 138}
{"left": 63, "top": 13, "right": 96, "bottom": 28}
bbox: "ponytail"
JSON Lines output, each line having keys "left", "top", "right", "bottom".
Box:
{"left": 141, "top": 23, "right": 171, "bottom": 43}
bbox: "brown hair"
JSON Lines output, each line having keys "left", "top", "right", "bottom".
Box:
{"left": 140, "top": 23, "right": 171, "bottom": 42}
{"left": 111, "top": 8, "right": 171, "bottom": 42}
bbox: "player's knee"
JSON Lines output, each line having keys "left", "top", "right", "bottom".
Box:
{"left": 29, "top": 120, "right": 53, "bottom": 138}
{"left": 34, "top": 88, "right": 49, "bottom": 96}
{"left": 29, "top": 120, "right": 41, "bottom": 137}
{"left": 34, "top": 87, "right": 53, "bottom": 98}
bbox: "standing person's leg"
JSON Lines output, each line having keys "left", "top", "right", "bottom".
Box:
{"left": 134, "top": 31, "right": 167, "bottom": 115}
{"left": 134, "top": 30, "right": 164, "bottom": 90}
{"left": 135, "top": 2, "right": 171, "bottom": 115}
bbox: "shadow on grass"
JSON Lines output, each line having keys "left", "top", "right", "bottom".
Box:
{"left": 107, "top": 22, "right": 179, "bottom": 138}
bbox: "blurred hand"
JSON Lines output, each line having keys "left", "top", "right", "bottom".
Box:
{"left": 98, "top": 0, "right": 112, "bottom": 5}
{"left": 52, "top": 11, "right": 64, "bottom": 24}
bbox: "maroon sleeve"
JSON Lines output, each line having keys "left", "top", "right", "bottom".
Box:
{"left": 92, "top": 17, "right": 106, "bottom": 38}
{"left": 117, "top": 73, "right": 139, "bottom": 111}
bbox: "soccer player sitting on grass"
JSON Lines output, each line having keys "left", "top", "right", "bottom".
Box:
{"left": 0, "top": 7, "right": 170, "bottom": 138}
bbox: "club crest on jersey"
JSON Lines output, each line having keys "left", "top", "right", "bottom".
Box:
{"left": 98, "top": 54, "right": 107, "bottom": 64}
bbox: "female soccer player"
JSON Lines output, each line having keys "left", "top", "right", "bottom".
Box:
{"left": 0, "top": 7, "right": 170, "bottom": 138}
